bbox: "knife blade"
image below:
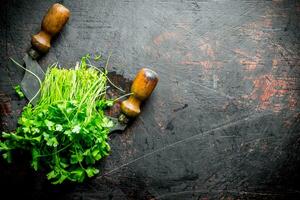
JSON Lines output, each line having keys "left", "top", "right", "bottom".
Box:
{"left": 21, "top": 54, "right": 45, "bottom": 105}
{"left": 108, "top": 68, "right": 159, "bottom": 133}
{"left": 19, "top": 3, "right": 70, "bottom": 105}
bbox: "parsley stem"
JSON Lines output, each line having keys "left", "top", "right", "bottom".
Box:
{"left": 37, "top": 142, "right": 73, "bottom": 158}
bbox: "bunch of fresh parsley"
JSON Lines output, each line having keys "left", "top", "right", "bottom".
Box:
{"left": 0, "top": 55, "right": 114, "bottom": 184}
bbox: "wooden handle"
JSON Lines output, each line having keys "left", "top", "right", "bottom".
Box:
{"left": 121, "top": 68, "right": 158, "bottom": 118}
{"left": 31, "top": 3, "right": 70, "bottom": 53}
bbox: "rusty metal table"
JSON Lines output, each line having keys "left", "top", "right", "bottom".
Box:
{"left": 1, "top": 0, "right": 300, "bottom": 199}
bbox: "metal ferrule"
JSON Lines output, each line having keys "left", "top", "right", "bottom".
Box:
{"left": 28, "top": 48, "right": 41, "bottom": 60}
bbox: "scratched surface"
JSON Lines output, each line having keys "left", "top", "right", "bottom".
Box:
{"left": 1, "top": 0, "right": 300, "bottom": 199}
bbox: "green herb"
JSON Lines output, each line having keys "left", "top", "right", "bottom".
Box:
{"left": 0, "top": 55, "right": 115, "bottom": 184}
{"left": 14, "top": 85, "right": 24, "bottom": 99}
{"left": 94, "top": 54, "right": 102, "bottom": 61}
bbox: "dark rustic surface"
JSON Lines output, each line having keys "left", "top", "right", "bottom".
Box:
{"left": 1, "top": 0, "right": 300, "bottom": 199}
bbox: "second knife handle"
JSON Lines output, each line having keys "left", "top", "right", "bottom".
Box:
{"left": 31, "top": 3, "right": 70, "bottom": 53}
{"left": 121, "top": 68, "right": 158, "bottom": 118}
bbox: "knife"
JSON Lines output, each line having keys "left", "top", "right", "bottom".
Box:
{"left": 109, "top": 68, "right": 158, "bottom": 133}
{"left": 19, "top": 3, "right": 70, "bottom": 105}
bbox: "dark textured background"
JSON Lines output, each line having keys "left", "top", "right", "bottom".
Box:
{"left": 1, "top": 0, "right": 300, "bottom": 199}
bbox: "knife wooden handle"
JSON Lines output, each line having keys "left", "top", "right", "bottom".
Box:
{"left": 31, "top": 3, "right": 70, "bottom": 53}
{"left": 121, "top": 68, "right": 158, "bottom": 118}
